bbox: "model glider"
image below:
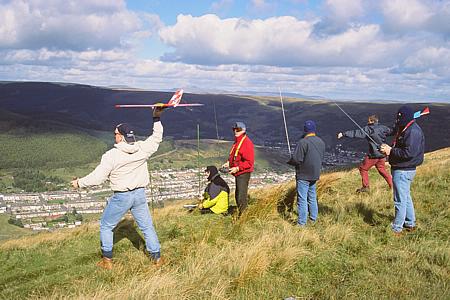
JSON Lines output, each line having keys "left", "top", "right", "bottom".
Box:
{"left": 115, "top": 89, "right": 203, "bottom": 109}
{"left": 414, "top": 107, "right": 430, "bottom": 119}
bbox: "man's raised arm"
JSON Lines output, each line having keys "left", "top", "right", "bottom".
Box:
{"left": 140, "top": 107, "right": 164, "bottom": 156}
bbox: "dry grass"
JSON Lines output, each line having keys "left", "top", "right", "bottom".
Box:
{"left": 1, "top": 148, "right": 450, "bottom": 299}
{"left": 0, "top": 222, "right": 98, "bottom": 251}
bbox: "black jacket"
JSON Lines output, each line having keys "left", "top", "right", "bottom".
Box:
{"left": 205, "top": 173, "right": 230, "bottom": 199}
{"left": 389, "top": 122, "right": 425, "bottom": 170}
{"left": 343, "top": 123, "right": 393, "bottom": 158}
{"left": 288, "top": 135, "right": 325, "bottom": 181}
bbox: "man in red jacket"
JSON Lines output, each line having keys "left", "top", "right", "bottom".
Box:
{"left": 222, "top": 121, "right": 254, "bottom": 216}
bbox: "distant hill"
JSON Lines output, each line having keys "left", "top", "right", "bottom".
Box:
{"left": 1, "top": 82, "right": 449, "bottom": 154}
{"left": 1, "top": 148, "right": 448, "bottom": 299}
{"left": 1, "top": 81, "right": 449, "bottom": 193}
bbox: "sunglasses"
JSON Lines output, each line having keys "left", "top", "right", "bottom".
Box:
{"left": 233, "top": 127, "right": 242, "bottom": 132}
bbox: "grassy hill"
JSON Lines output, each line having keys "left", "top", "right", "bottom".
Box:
{"left": 0, "top": 110, "right": 109, "bottom": 192}
{"left": 0, "top": 215, "right": 31, "bottom": 242}
{"left": 0, "top": 149, "right": 449, "bottom": 299}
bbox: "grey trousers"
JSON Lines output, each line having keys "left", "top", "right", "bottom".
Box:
{"left": 235, "top": 172, "right": 251, "bottom": 215}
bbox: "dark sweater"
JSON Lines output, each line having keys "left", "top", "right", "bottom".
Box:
{"left": 389, "top": 122, "right": 425, "bottom": 170}
{"left": 204, "top": 173, "right": 230, "bottom": 199}
{"left": 343, "top": 123, "right": 393, "bottom": 158}
{"left": 288, "top": 135, "right": 325, "bottom": 181}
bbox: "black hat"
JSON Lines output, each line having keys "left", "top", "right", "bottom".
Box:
{"left": 116, "top": 123, "right": 136, "bottom": 143}
{"left": 204, "top": 165, "right": 219, "bottom": 181}
{"left": 397, "top": 106, "right": 414, "bottom": 127}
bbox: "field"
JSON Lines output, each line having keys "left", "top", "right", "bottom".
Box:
{"left": 0, "top": 215, "right": 31, "bottom": 242}
{"left": 0, "top": 148, "right": 448, "bottom": 299}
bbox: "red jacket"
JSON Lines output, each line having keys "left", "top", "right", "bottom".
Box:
{"left": 228, "top": 134, "right": 254, "bottom": 176}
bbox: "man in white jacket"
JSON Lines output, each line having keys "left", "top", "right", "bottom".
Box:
{"left": 71, "top": 107, "right": 164, "bottom": 270}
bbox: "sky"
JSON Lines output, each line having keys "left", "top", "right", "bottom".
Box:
{"left": 0, "top": 0, "right": 449, "bottom": 102}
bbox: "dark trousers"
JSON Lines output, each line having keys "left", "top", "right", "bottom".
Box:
{"left": 235, "top": 172, "right": 251, "bottom": 215}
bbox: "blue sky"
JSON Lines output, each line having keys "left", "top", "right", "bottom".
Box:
{"left": 0, "top": 0, "right": 449, "bottom": 102}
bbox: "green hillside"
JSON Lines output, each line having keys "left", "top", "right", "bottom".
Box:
{"left": 0, "top": 149, "right": 449, "bottom": 299}
{"left": 0, "top": 132, "right": 108, "bottom": 192}
{"left": 151, "top": 138, "right": 290, "bottom": 171}
{"left": 0, "top": 215, "right": 31, "bottom": 242}
{"left": 0, "top": 133, "right": 107, "bottom": 169}
{"left": 0, "top": 132, "right": 289, "bottom": 192}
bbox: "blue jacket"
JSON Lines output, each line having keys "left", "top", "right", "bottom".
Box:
{"left": 389, "top": 122, "right": 425, "bottom": 170}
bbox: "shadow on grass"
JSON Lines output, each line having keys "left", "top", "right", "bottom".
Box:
{"left": 276, "top": 186, "right": 336, "bottom": 225}
{"left": 354, "top": 202, "right": 391, "bottom": 226}
{"left": 319, "top": 204, "right": 334, "bottom": 215}
{"left": 276, "top": 187, "right": 297, "bottom": 222}
{"left": 113, "top": 217, "right": 145, "bottom": 253}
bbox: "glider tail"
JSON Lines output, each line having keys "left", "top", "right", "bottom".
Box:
{"left": 414, "top": 106, "right": 430, "bottom": 119}
{"left": 167, "top": 89, "right": 184, "bottom": 107}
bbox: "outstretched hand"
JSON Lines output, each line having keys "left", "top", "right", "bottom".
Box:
{"left": 152, "top": 106, "right": 165, "bottom": 118}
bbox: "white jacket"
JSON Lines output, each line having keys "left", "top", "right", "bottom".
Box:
{"left": 78, "top": 121, "right": 163, "bottom": 192}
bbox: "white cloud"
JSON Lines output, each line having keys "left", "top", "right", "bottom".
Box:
{"left": 324, "top": 0, "right": 365, "bottom": 23}
{"left": 382, "top": 0, "right": 432, "bottom": 32}
{"left": 1, "top": 55, "right": 449, "bottom": 101}
{"left": 0, "top": 1, "right": 449, "bottom": 102}
{"left": 0, "top": 0, "right": 144, "bottom": 51}
{"left": 159, "top": 14, "right": 411, "bottom": 68}
{"left": 1, "top": 48, "right": 130, "bottom": 65}
{"left": 401, "top": 46, "right": 450, "bottom": 76}
{"left": 381, "top": 0, "right": 450, "bottom": 37}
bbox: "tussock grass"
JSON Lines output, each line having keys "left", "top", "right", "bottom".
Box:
{"left": 1, "top": 149, "right": 449, "bottom": 299}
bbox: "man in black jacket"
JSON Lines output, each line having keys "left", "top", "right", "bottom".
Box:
{"left": 338, "top": 115, "right": 393, "bottom": 193}
{"left": 380, "top": 106, "right": 425, "bottom": 235}
{"left": 288, "top": 120, "right": 326, "bottom": 226}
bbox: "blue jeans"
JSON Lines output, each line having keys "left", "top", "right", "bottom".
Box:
{"left": 296, "top": 179, "right": 318, "bottom": 226}
{"left": 100, "top": 188, "right": 160, "bottom": 259}
{"left": 391, "top": 170, "right": 416, "bottom": 232}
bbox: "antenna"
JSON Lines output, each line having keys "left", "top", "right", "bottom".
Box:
{"left": 213, "top": 99, "right": 220, "bottom": 141}
{"left": 334, "top": 101, "right": 380, "bottom": 147}
{"left": 279, "top": 88, "right": 292, "bottom": 156}
{"left": 197, "top": 124, "right": 201, "bottom": 197}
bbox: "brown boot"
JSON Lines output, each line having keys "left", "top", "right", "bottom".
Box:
{"left": 404, "top": 226, "right": 416, "bottom": 233}
{"left": 392, "top": 230, "right": 403, "bottom": 237}
{"left": 96, "top": 257, "right": 113, "bottom": 270}
{"left": 153, "top": 256, "right": 165, "bottom": 268}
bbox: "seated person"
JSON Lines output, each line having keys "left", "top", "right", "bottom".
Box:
{"left": 199, "top": 166, "right": 230, "bottom": 214}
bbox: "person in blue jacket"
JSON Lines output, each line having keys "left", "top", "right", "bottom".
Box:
{"left": 380, "top": 106, "right": 425, "bottom": 235}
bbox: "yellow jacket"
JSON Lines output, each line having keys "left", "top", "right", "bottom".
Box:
{"left": 202, "top": 190, "right": 229, "bottom": 214}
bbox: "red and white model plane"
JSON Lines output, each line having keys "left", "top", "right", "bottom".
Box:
{"left": 115, "top": 89, "right": 203, "bottom": 109}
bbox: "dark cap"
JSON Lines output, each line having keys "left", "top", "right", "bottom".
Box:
{"left": 304, "top": 120, "right": 316, "bottom": 133}
{"left": 204, "top": 165, "right": 219, "bottom": 181}
{"left": 116, "top": 123, "right": 136, "bottom": 143}
{"left": 397, "top": 106, "right": 414, "bottom": 127}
